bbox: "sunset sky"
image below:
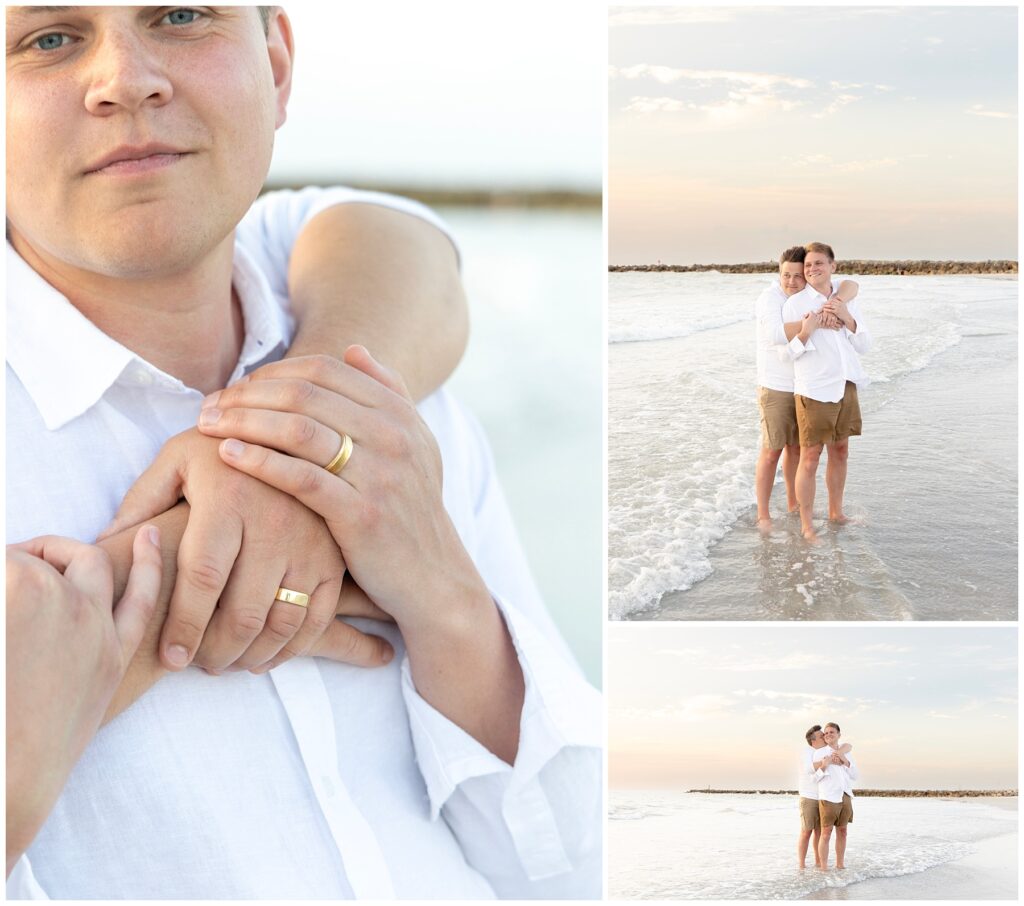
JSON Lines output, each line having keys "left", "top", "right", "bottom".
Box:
{"left": 609, "top": 5, "right": 1018, "bottom": 263}
{"left": 610, "top": 626, "right": 1018, "bottom": 790}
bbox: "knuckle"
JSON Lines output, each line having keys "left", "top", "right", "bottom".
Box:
{"left": 282, "top": 379, "right": 317, "bottom": 410}
{"left": 295, "top": 464, "right": 326, "bottom": 497}
{"left": 226, "top": 607, "right": 266, "bottom": 643}
{"left": 307, "top": 354, "right": 342, "bottom": 382}
{"left": 287, "top": 415, "right": 319, "bottom": 448}
{"left": 182, "top": 556, "right": 229, "bottom": 595}
{"left": 303, "top": 609, "right": 333, "bottom": 638}
{"left": 266, "top": 605, "right": 305, "bottom": 640}
{"left": 169, "top": 611, "right": 209, "bottom": 645}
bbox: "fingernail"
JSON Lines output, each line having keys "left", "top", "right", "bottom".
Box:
{"left": 381, "top": 643, "right": 394, "bottom": 664}
{"left": 222, "top": 439, "right": 245, "bottom": 458}
{"left": 199, "top": 408, "right": 221, "bottom": 426}
{"left": 166, "top": 644, "right": 190, "bottom": 668}
{"left": 201, "top": 391, "right": 220, "bottom": 409}
{"left": 147, "top": 525, "right": 160, "bottom": 546}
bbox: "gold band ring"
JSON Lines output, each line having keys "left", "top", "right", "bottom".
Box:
{"left": 274, "top": 586, "right": 310, "bottom": 608}
{"left": 324, "top": 433, "right": 354, "bottom": 475}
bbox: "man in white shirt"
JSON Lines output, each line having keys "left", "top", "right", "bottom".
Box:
{"left": 796, "top": 724, "right": 828, "bottom": 869}
{"left": 754, "top": 247, "right": 857, "bottom": 528}
{"left": 5, "top": 5, "right": 600, "bottom": 898}
{"left": 813, "top": 722, "right": 859, "bottom": 870}
{"left": 781, "top": 243, "right": 872, "bottom": 543}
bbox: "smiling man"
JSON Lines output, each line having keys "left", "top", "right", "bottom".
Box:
{"left": 6, "top": 5, "right": 600, "bottom": 899}
{"left": 780, "top": 242, "right": 872, "bottom": 542}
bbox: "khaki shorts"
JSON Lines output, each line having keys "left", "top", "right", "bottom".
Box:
{"left": 799, "top": 797, "right": 821, "bottom": 831}
{"left": 758, "top": 387, "right": 799, "bottom": 449}
{"left": 819, "top": 794, "right": 854, "bottom": 828}
{"left": 795, "top": 382, "right": 862, "bottom": 447}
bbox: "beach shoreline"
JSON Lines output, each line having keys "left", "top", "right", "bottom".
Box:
{"left": 802, "top": 828, "right": 1018, "bottom": 900}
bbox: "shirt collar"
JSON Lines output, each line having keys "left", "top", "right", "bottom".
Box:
{"left": 6, "top": 240, "right": 291, "bottom": 431}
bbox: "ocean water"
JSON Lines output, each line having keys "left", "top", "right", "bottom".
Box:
{"left": 444, "top": 208, "right": 602, "bottom": 681}
{"left": 608, "top": 791, "right": 1017, "bottom": 900}
{"left": 608, "top": 273, "right": 1017, "bottom": 620}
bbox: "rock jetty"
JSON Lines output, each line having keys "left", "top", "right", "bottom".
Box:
{"left": 611, "top": 260, "right": 1017, "bottom": 275}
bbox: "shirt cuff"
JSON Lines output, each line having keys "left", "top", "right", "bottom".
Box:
{"left": 400, "top": 593, "right": 602, "bottom": 821}
{"left": 7, "top": 855, "right": 48, "bottom": 899}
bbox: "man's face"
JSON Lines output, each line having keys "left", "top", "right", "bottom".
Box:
{"left": 6, "top": 6, "right": 292, "bottom": 279}
{"left": 803, "top": 251, "right": 836, "bottom": 289}
{"left": 809, "top": 730, "right": 826, "bottom": 749}
{"left": 779, "top": 261, "right": 807, "bottom": 297}
{"left": 822, "top": 725, "right": 839, "bottom": 746}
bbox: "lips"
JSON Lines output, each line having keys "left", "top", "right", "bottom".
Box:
{"left": 85, "top": 144, "right": 189, "bottom": 175}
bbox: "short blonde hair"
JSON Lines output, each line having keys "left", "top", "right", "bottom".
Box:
{"left": 805, "top": 242, "right": 835, "bottom": 261}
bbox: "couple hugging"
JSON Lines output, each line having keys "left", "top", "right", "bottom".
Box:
{"left": 754, "top": 243, "right": 873, "bottom": 543}
{"left": 798, "top": 723, "right": 860, "bottom": 870}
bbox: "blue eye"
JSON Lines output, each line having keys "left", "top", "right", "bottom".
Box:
{"left": 164, "top": 9, "right": 200, "bottom": 26}
{"left": 33, "top": 32, "right": 70, "bottom": 51}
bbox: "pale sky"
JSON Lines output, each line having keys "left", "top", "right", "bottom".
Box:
{"left": 268, "top": 0, "right": 603, "bottom": 191}
{"left": 609, "top": 5, "right": 1018, "bottom": 263}
{"left": 610, "top": 626, "right": 1018, "bottom": 791}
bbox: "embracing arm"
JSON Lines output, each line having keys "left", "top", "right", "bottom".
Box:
{"left": 98, "top": 201, "right": 465, "bottom": 716}
{"left": 286, "top": 203, "right": 467, "bottom": 399}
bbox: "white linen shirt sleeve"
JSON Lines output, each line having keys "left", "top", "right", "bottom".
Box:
{"left": 756, "top": 286, "right": 814, "bottom": 357}
{"left": 842, "top": 300, "right": 872, "bottom": 355}
{"left": 7, "top": 855, "right": 49, "bottom": 899}
{"left": 399, "top": 401, "right": 602, "bottom": 899}
{"left": 234, "top": 186, "right": 460, "bottom": 307}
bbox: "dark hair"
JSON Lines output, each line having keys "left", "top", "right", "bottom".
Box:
{"left": 780, "top": 245, "right": 806, "bottom": 265}
{"left": 824, "top": 722, "right": 840, "bottom": 734}
{"left": 258, "top": 6, "right": 272, "bottom": 34}
{"left": 805, "top": 724, "right": 822, "bottom": 744}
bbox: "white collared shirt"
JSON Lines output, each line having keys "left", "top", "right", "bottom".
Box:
{"left": 755, "top": 280, "right": 840, "bottom": 393}
{"left": 781, "top": 282, "right": 872, "bottom": 403}
{"left": 6, "top": 189, "right": 602, "bottom": 899}
{"left": 816, "top": 749, "right": 859, "bottom": 804}
{"left": 797, "top": 746, "right": 825, "bottom": 800}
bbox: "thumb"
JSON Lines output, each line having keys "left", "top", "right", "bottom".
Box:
{"left": 112, "top": 525, "right": 163, "bottom": 665}
{"left": 343, "top": 345, "right": 413, "bottom": 402}
{"left": 98, "top": 446, "right": 185, "bottom": 540}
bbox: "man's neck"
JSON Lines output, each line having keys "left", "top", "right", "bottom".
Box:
{"left": 11, "top": 232, "right": 244, "bottom": 395}
{"left": 809, "top": 277, "right": 832, "bottom": 297}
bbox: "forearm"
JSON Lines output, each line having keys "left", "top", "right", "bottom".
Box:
{"left": 286, "top": 203, "right": 468, "bottom": 400}
{"left": 834, "top": 279, "right": 859, "bottom": 303}
{"left": 401, "top": 577, "right": 525, "bottom": 765}
{"left": 95, "top": 505, "right": 187, "bottom": 723}
{"left": 783, "top": 320, "right": 803, "bottom": 341}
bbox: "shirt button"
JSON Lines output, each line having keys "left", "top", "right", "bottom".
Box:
{"left": 135, "top": 371, "right": 153, "bottom": 385}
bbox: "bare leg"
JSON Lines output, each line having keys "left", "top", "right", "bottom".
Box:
{"left": 782, "top": 443, "right": 800, "bottom": 513}
{"left": 796, "top": 443, "right": 823, "bottom": 543}
{"left": 825, "top": 440, "right": 849, "bottom": 522}
{"left": 835, "top": 826, "right": 847, "bottom": 869}
{"left": 755, "top": 446, "right": 783, "bottom": 525}
{"left": 797, "top": 828, "right": 812, "bottom": 868}
{"left": 817, "top": 826, "right": 833, "bottom": 869}
{"left": 813, "top": 827, "right": 822, "bottom": 867}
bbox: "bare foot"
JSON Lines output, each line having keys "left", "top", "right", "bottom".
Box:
{"left": 757, "top": 517, "right": 773, "bottom": 535}
{"left": 802, "top": 529, "right": 821, "bottom": 545}
{"left": 836, "top": 864, "right": 845, "bottom": 870}
{"left": 830, "top": 513, "right": 864, "bottom": 526}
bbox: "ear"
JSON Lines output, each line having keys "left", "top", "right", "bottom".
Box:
{"left": 265, "top": 8, "right": 295, "bottom": 130}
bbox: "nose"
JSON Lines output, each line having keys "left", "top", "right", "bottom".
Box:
{"left": 83, "top": 27, "right": 173, "bottom": 115}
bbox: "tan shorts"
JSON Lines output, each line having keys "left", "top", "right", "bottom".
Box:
{"left": 795, "top": 381, "right": 862, "bottom": 447}
{"left": 799, "top": 797, "right": 821, "bottom": 831}
{"left": 758, "top": 387, "right": 799, "bottom": 449}
{"left": 819, "top": 794, "right": 854, "bottom": 828}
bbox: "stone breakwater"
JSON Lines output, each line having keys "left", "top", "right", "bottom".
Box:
{"left": 610, "top": 260, "right": 1018, "bottom": 275}
{"left": 688, "top": 789, "right": 1018, "bottom": 797}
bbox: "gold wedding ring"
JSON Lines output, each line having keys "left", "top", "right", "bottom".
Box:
{"left": 274, "top": 586, "right": 310, "bottom": 608}
{"left": 324, "top": 433, "right": 354, "bottom": 475}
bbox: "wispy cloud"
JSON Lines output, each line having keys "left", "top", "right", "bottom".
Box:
{"left": 612, "top": 65, "right": 811, "bottom": 91}
{"left": 966, "top": 104, "right": 1015, "bottom": 120}
{"left": 624, "top": 96, "right": 690, "bottom": 115}
{"left": 813, "top": 93, "right": 862, "bottom": 118}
